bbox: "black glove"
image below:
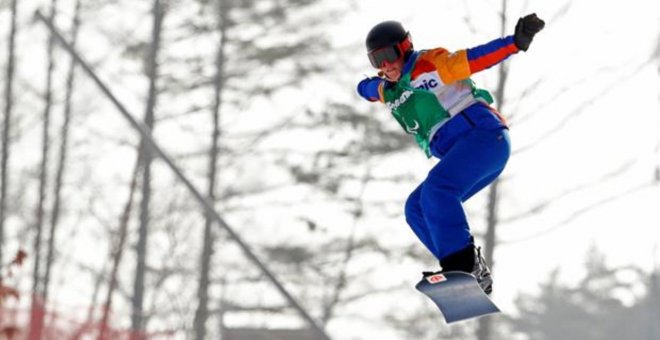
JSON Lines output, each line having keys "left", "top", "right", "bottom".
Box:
{"left": 514, "top": 13, "right": 545, "bottom": 51}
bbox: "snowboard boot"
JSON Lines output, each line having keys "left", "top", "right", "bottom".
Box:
{"left": 439, "top": 244, "right": 493, "bottom": 295}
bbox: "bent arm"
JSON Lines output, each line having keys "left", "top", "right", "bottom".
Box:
{"left": 357, "top": 77, "right": 384, "bottom": 102}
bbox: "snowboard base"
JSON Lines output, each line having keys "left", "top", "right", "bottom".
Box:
{"left": 415, "top": 271, "right": 500, "bottom": 323}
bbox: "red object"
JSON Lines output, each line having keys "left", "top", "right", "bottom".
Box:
{"left": 426, "top": 273, "right": 447, "bottom": 284}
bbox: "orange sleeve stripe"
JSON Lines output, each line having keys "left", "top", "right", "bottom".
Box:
{"left": 420, "top": 48, "right": 472, "bottom": 84}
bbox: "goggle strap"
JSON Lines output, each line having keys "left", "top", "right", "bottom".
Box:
{"left": 399, "top": 33, "right": 412, "bottom": 54}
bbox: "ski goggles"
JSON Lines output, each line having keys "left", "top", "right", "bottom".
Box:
{"left": 368, "top": 46, "right": 402, "bottom": 68}
{"left": 367, "top": 33, "right": 412, "bottom": 68}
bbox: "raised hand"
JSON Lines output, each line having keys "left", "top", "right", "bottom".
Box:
{"left": 514, "top": 13, "right": 545, "bottom": 51}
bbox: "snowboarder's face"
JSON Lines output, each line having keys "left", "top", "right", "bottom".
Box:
{"left": 380, "top": 58, "right": 404, "bottom": 81}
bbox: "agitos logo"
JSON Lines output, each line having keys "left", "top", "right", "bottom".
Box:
{"left": 402, "top": 118, "right": 420, "bottom": 134}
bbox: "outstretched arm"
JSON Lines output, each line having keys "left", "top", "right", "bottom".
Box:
{"left": 425, "top": 13, "right": 545, "bottom": 83}
{"left": 422, "top": 37, "right": 518, "bottom": 84}
{"left": 469, "top": 13, "right": 545, "bottom": 73}
{"left": 466, "top": 36, "right": 519, "bottom": 74}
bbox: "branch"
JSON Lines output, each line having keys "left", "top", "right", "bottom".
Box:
{"left": 514, "top": 61, "right": 652, "bottom": 155}
{"left": 501, "top": 160, "right": 635, "bottom": 223}
{"left": 509, "top": 64, "right": 620, "bottom": 126}
{"left": 320, "top": 162, "right": 373, "bottom": 324}
{"left": 501, "top": 180, "right": 653, "bottom": 244}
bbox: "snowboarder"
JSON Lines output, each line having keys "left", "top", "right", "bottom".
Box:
{"left": 357, "top": 14, "right": 545, "bottom": 294}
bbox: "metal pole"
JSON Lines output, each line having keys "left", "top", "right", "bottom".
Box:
{"left": 33, "top": 10, "right": 331, "bottom": 340}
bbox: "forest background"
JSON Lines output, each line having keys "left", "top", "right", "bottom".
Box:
{"left": 0, "top": 0, "right": 659, "bottom": 339}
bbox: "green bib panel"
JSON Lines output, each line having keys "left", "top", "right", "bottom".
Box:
{"left": 382, "top": 54, "right": 496, "bottom": 157}
{"left": 382, "top": 72, "right": 450, "bottom": 157}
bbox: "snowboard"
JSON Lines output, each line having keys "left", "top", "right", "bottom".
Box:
{"left": 415, "top": 271, "right": 500, "bottom": 323}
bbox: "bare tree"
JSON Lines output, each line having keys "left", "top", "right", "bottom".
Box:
{"left": 476, "top": 1, "right": 511, "bottom": 338}
{"left": 43, "top": 0, "right": 82, "bottom": 305}
{"left": 318, "top": 163, "right": 373, "bottom": 326}
{"left": 475, "top": 2, "right": 656, "bottom": 339}
{"left": 29, "top": 0, "right": 59, "bottom": 338}
{"left": 193, "top": 0, "right": 228, "bottom": 338}
{"left": 35, "top": 8, "right": 333, "bottom": 337}
{"left": 188, "top": 0, "right": 340, "bottom": 337}
{"left": 132, "top": 0, "right": 165, "bottom": 336}
{"left": 100, "top": 157, "right": 141, "bottom": 340}
{"left": 0, "top": 0, "right": 19, "bottom": 269}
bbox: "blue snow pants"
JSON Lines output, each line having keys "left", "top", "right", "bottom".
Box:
{"left": 404, "top": 102, "right": 511, "bottom": 261}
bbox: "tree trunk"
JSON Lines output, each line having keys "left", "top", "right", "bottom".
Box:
{"left": 33, "top": 3, "right": 331, "bottom": 338}
{"left": 0, "top": 0, "right": 19, "bottom": 270}
{"left": 320, "top": 165, "right": 371, "bottom": 326}
{"left": 100, "top": 156, "right": 141, "bottom": 340}
{"left": 29, "top": 0, "right": 58, "bottom": 338}
{"left": 477, "top": 1, "right": 509, "bottom": 339}
{"left": 478, "top": 179, "right": 500, "bottom": 340}
{"left": 193, "top": 2, "right": 228, "bottom": 338}
{"left": 43, "top": 0, "right": 81, "bottom": 304}
{"left": 131, "top": 0, "right": 164, "bottom": 337}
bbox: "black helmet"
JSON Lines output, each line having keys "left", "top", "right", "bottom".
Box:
{"left": 365, "top": 21, "right": 413, "bottom": 68}
{"left": 366, "top": 21, "right": 409, "bottom": 52}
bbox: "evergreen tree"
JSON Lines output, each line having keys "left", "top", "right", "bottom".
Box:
{"left": 509, "top": 247, "right": 657, "bottom": 340}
